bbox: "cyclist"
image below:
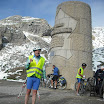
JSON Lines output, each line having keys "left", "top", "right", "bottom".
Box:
{"left": 94, "top": 67, "right": 104, "bottom": 95}
{"left": 25, "top": 47, "right": 45, "bottom": 104}
{"left": 51, "top": 65, "right": 59, "bottom": 89}
{"left": 76, "top": 63, "right": 87, "bottom": 95}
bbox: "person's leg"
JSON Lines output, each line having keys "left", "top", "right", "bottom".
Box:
{"left": 77, "top": 83, "right": 80, "bottom": 94}
{"left": 25, "top": 89, "right": 31, "bottom": 104}
{"left": 51, "top": 80, "right": 53, "bottom": 88}
{"left": 32, "top": 77, "right": 40, "bottom": 104}
{"left": 51, "top": 76, "right": 54, "bottom": 88}
{"left": 99, "top": 81, "right": 102, "bottom": 95}
{"left": 54, "top": 76, "right": 58, "bottom": 88}
{"left": 32, "top": 90, "right": 37, "bottom": 104}
{"left": 25, "top": 77, "right": 33, "bottom": 104}
{"left": 55, "top": 80, "right": 57, "bottom": 88}
{"left": 76, "top": 78, "right": 81, "bottom": 95}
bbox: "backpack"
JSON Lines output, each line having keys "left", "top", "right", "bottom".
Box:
{"left": 59, "top": 77, "right": 66, "bottom": 85}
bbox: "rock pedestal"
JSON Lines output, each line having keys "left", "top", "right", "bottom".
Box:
{"left": 46, "top": 1, "right": 93, "bottom": 89}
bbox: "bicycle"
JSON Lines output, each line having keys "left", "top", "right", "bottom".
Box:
{"left": 45, "top": 74, "right": 67, "bottom": 89}
{"left": 40, "top": 77, "right": 46, "bottom": 87}
{"left": 57, "top": 76, "right": 67, "bottom": 89}
{"left": 75, "top": 77, "right": 93, "bottom": 94}
{"left": 40, "top": 74, "right": 53, "bottom": 88}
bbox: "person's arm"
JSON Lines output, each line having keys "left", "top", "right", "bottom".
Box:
{"left": 78, "top": 69, "right": 83, "bottom": 77}
{"left": 25, "top": 58, "right": 30, "bottom": 70}
{"left": 54, "top": 68, "right": 58, "bottom": 73}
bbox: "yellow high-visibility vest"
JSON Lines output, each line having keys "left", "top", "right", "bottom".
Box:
{"left": 76, "top": 67, "right": 84, "bottom": 79}
{"left": 26, "top": 55, "right": 45, "bottom": 79}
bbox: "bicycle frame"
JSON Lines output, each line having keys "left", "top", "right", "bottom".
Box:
{"left": 45, "top": 74, "right": 66, "bottom": 89}
{"left": 75, "top": 78, "right": 91, "bottom": 94}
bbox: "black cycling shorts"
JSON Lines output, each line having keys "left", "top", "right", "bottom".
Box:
{"left": 52, "top": 75, "right": 58, "bottom": 81}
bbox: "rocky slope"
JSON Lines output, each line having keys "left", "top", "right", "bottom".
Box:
{"left": 0, "top": 15, "right": 104, "bottom": 80}
{"left": 0, "top": 15, "right": 51, "bottom": 49}
{"left": 92, "top": 27, "right": 104, "bottom": 71}
{"left": 0, "top": 15, "right": 51, "bottom": 80}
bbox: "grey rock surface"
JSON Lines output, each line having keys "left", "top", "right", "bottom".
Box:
{"left": 0, "top": 15, "right": 51, "bottom": 49}
{"left": 0, "top": 15, "right": 51, "bottom": 79}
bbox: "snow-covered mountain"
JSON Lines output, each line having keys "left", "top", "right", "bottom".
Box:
{"left": 0, "top": 15, "right": 104, "bottom": 80}
{"left": 92, "top": 27, "right": 104, "bottom": 49}
{"left": 0, "top": 15, "right": 51, "bottom": 80}
{"left": 0, "top": 15, "right": 51, "bottom": 49}
{"left": 92, "top": 27, "right": 104, "bottom": 71}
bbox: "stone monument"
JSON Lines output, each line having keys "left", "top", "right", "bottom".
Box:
{"left": 46, "top": 1, "right": 93, "bottom": 89}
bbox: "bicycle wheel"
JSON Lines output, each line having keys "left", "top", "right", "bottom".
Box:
{"left": 87, "top": 77, "right": 95, "bottom": 86}
{"left": 75, "top": 82, "right": 78, "bottom": 91}
{"left": 46, "top": 77, "right": 51, "bottom": 88}
{"left": 86, "top": 77, "right": 95, "bottom": 91}
{"left": 75, "top": 82, "right": 84, "bottom": 94}
{"left": 84, "top": 81, "right": 90, "bottom": 91}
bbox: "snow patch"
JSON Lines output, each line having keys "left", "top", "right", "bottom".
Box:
{"left": 23, "top": 31, "right": 51, "bottom": 44}
{"left": 92, "top": 27, "right": 104, "bottom": 71}
{"left": 0, "top": 71, "right": 8, "bottom": 79}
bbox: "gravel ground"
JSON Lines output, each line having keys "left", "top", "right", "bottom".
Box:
{"left": 0, "top": 80, "right": 104, "bottom": 104}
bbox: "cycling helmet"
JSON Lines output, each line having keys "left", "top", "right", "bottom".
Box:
{"left": 33, "top": 46, "right": 41, "bottom": 51}
{"left": 82, "top": 63, "right": 87, "bottom": 66}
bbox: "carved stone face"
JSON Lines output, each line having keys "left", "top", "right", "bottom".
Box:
{"left": 50, "top": 8, "right": 77, "bottom": 60}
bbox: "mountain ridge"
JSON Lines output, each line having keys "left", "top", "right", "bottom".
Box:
{"left": 0, "top": 16, "right": 104, "bottom": 80}
{"left": 0, "top": 15, "right": 51, "bottom": 80}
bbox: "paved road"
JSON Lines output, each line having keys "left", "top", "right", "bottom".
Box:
{"left": 0, "top": 80, "right": 104, "bottom": 104}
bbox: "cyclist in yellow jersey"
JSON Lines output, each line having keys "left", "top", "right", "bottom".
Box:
{"left": 76, "top": 63, "right": 87, "bottom": 95}
{"left": 25, "top": 47, "right": 45, "bottom": 104}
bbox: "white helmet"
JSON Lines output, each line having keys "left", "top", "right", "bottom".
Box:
{"left": 33, "top": 46, "right": 41, "bottom": 51}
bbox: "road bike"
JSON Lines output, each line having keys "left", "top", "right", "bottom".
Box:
{"left": 40, "top": 74, "right": 67, "bottom": 90}
{"left": 75, "top": 77, "right": 94, "bottom": 94}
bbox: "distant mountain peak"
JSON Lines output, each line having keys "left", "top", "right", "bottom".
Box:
{"left": 92, "top": 27, "right": 104, "bottom": 71}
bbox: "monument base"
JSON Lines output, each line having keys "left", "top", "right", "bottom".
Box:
{"left": 46, "top": 65, "right": 93, "bottom": 90}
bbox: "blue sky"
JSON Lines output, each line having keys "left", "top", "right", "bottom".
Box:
{"left": 0, "top": 0, "right": 104, "bottom": 27}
